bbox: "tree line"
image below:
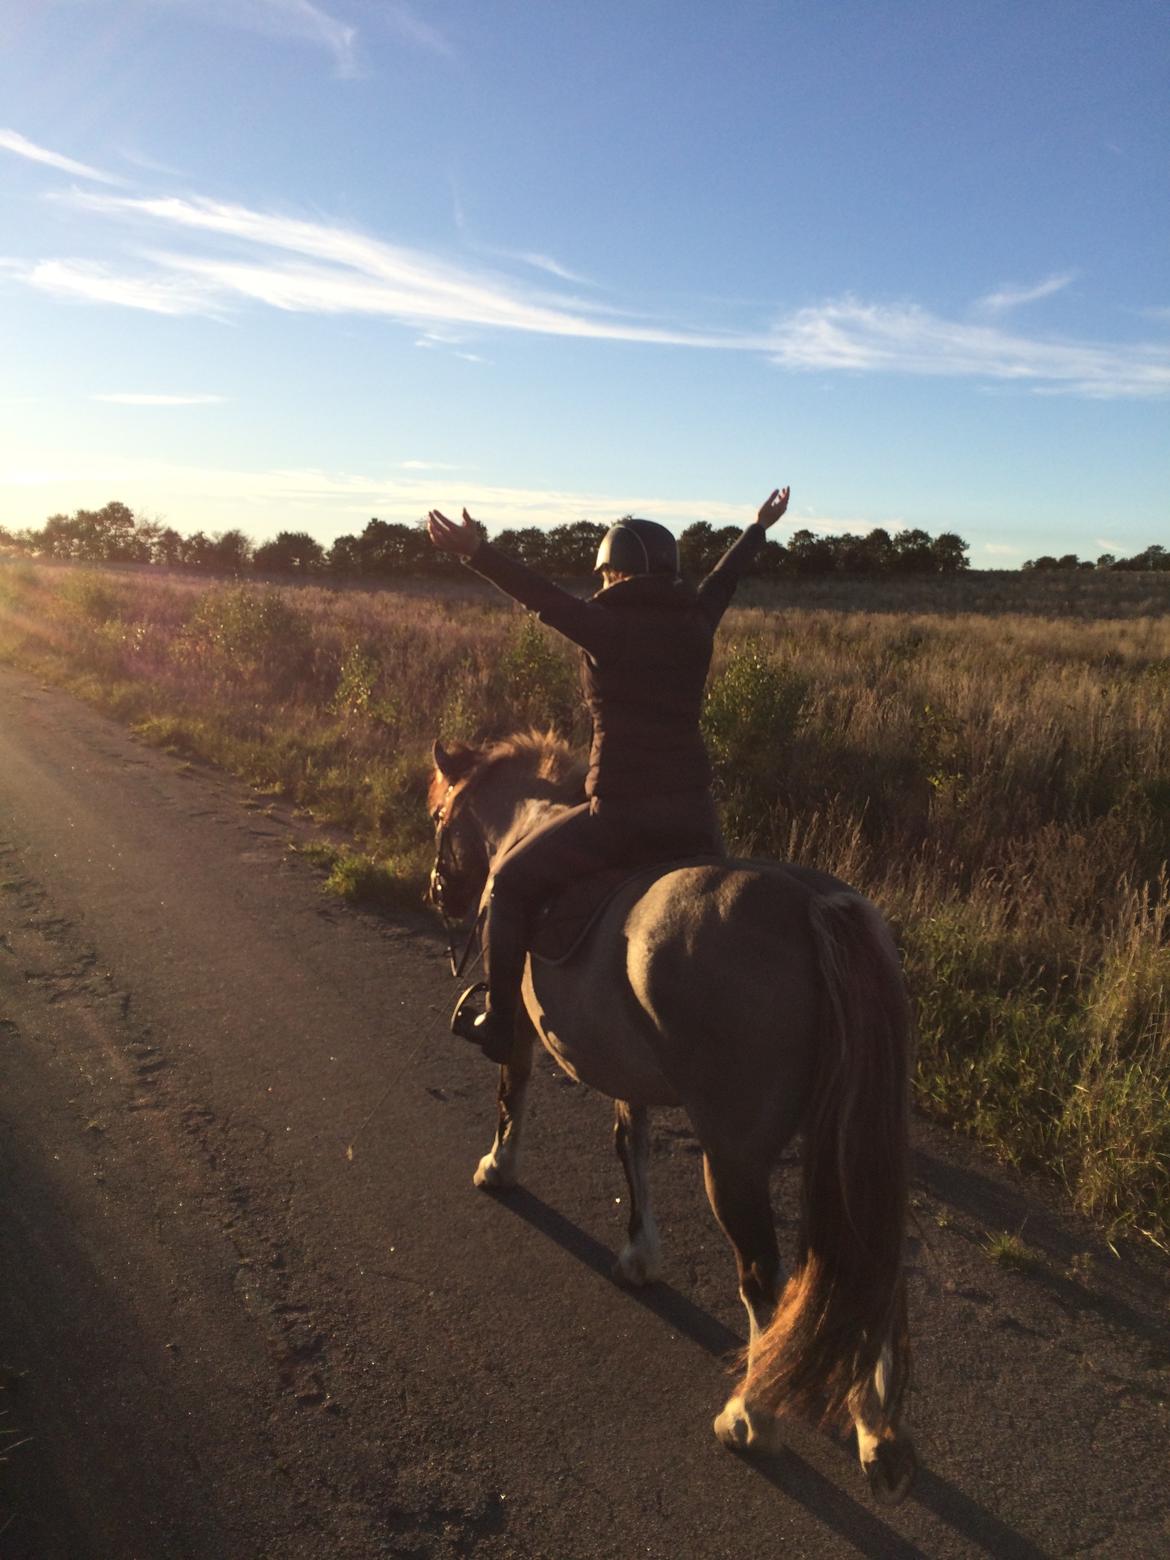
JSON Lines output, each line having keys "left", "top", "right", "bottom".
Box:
{"left": 4, "top": 501, "right": 1165, "bottom": 580}
{"left": 0, "top": 500, "right": 991, "bottom": 580}
{"left": 1022, "top": 545, "right": 1168, "bottom": 573}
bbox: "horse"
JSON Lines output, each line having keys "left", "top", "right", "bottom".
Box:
{"left": 427, "top": 729, "right": 916, "bottom": 1504}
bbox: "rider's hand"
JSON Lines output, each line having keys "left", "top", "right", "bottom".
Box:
{"left": 427, "top": 508, "right": 481, "bottom": 557}
{"left": 755, "top": 487, "right": 790, "bottom": 530}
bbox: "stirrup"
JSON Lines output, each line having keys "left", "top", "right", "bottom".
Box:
{"left": 451, "top": 981, "right": 488, "bottom": 1041}
{"left": 450, "top": 982, "right": 514, "bottom": 1064}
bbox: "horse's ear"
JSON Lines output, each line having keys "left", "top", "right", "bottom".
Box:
{"left": 432, "top": 738, "right": 479, "bottom": 781}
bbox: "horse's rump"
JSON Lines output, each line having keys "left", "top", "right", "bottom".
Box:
{"left": 528, "top": 855, "right": 725, "bottom": 966}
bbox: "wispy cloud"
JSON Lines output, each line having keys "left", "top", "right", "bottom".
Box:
{"left": 382, "top": 1, "right": 452, "bottom": 57}
{"left": 983, "top": 543, "right": 1024, "bottom": 556}
{"left": 768, "top": 298, "right": 1170, "bottom": 399}
{"left": 54, "top": 189, "right": 746, "bottom": 344}
{"left": 976, "top": 273, "right": 1074, "bottom": 314}
{"left": 152, "top": 0, "right": 359, "bottom": 77}
{"left": 510, "top": 251, "right": 599, "bottom": 287}
{"left": 0, "top": 128, "right": 125, "bottom": 185}
{"left": 11, "top": 184, "right": 1169, "bottom": 399}
{"left": 21, "top": 258, "right": 220, "bottom": 315}
{"left": 92, "top": 392, "right": 224, "bottom": 405}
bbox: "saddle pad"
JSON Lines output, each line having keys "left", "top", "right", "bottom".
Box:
{"left": 529, "top": 855, "right": 723, "bottom": 967}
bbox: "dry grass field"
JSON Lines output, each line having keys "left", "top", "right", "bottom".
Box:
{"left": 2, "top": 557, "right": 1168, "bottom": 1245}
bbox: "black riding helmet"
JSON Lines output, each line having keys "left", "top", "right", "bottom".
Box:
{"left": 594, "top": 517, "right": 680, "bottom": 578}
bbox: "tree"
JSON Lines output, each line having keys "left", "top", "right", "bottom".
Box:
{"left": 1122, "top": 544, "right": 1170, "bottom": 572}
{"left": 343, "top": 518, "right": 430, "bottom": 575}
{"left": 861, "top": 528, "right": 895, "bottom": 573}
{"left": 757, "top": 538, "right": 788, "bottom": 576}
{"left": 253, "top": 531, "right": 325, "bottom": 573}
{"left": 543, "top": 519, "right": 607, "bottom": 576}
{"left": 678, "top": 522, "right": 718, "bottom": 578}
{"left": 494, "top": 527, "right": 552, "bottom": 572}
{"left": 679, "top": 522, "right": 743, "bottom": 578}
{"left": 179, "top": 531, "right": 216, "bottom": 568}
{"left": 208, "top": 529, "right": 253, "bottom": 573}
{"left": 930, "top": 532, "right": 970, "bottom": 573}
{"left": 327, "top": 533, "right": 361, "bottom": 573}
{"left": 786, "top": 529, "right": 836, "bottom": 576}
{"left": 890, "top": 528, "right": 935, "bottom": 574}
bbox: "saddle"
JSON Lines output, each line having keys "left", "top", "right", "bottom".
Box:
{"left": 528, "top": 855, "right": 723, "bottom": 967}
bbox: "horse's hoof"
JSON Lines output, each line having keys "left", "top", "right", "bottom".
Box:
{"left": 473, "top": 1153, "right": 517, "bottom": 1191}
{"left": 714, "top": 1401, "right": 751, "bottom": 1451}
{"left": 862, "top": 1435, "right": 917, "bottom": 1506}
{"left": 714, "top": 1396, "right": 779, "bottom": 1454}
{"left": 613, "top": 1241, "right": 661, "bottom": 1288}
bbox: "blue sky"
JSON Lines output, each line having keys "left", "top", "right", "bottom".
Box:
{"left": 1, "top": 0, "right": 1167, "bottom": 564}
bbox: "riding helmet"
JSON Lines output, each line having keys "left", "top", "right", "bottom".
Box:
{"left": 594, "top": 517, "right": 680, "bottom": 577}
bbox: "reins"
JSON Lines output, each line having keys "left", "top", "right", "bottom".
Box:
{"left": 442, "top": 901, "right": 486, "bottom": 979}
{"left": 431, "top": 782, "right": 488, "bottom": 979}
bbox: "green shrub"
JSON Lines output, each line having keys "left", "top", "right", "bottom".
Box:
{"left": 62, "top": 570, "right": 121, "bottom": 623}
{"left": 703, "top": 642, "right": 807, "bottom": 782}
{"left": 178, "top": 586, "right": 311, "bottom": 693}
{"left": 331, "top": 643, "right": 401, "bottom": 728}
{"left": 494, "top": 615, "right": 579, "bottom": 735}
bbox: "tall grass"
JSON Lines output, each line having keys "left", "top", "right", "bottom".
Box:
{"left": 1, "top": 559, "right": 1167, "bottom": 1242}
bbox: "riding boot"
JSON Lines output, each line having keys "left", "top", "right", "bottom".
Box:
{"left": 450, "top": 894, "right": 528, "bottom": 1064}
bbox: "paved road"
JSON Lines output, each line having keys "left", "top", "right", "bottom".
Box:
{"left": 0, "top": 665, "right": 1167, "bottom": 1558}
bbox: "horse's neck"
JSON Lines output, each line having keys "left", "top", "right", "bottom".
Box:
{"left": 491, "top": 797, "right": 571, "bottom": 865}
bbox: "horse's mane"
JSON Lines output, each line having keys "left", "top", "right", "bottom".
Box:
{"left": 428, "top": 728, "right": 586, "bottom": 815}
{"left": 487, "top": 728, "right": 583, "bottom": 787}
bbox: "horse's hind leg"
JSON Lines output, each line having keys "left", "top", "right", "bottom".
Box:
{"left": 849, "top": 1293, "right": 916, "bottom": 1505}
{"left": 612, "top": 1102, "right": 661, "bottom": 1286}
{"left": 473, "top": 1025, "right": 535, "bottom": 1191}
{"left": 702, "top": 1152, "right": 784, "bottom": 1453}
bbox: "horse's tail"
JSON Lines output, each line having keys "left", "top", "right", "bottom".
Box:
{"left": 745, "top": 890, "right": 911, "bottom": 1433}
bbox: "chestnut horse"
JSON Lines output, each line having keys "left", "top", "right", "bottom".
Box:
{"left": 427, "top": 730, "right": 915, "bottom": 1503}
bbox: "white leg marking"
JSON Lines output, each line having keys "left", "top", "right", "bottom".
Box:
{"left": 713, "top": 1394, "right": 782, "bottom": 1454}
{"left": 852, "top": 1343, "right": 916, "bottom": 1504}
{"left": 473, "top": 1143, "right": 519, "bottom": 1189}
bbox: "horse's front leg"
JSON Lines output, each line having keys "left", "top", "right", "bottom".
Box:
{"left": 473, "top": 1020, "right": 535, "bottom": 1190}
{"left": 612, "top": 1101, "right": 662, "bottom": 1286}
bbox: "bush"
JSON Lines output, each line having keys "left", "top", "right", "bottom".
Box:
{"left": 493, "top": 615, "right": 579, "bottom": 736}
{"left": 178, "top": 586, "right": 312, "bottom": 694}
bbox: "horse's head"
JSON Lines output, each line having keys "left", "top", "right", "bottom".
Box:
{"left": 426, "top": 730, "right": 586, "bottom": 922}
{"left": 427, "top": 739, "right": 491, "bottom": 922}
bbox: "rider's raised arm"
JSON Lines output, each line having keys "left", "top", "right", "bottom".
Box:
{"left": 464, "top": 540, "right": 617, "bottom": 656}
{"left": 696, "top": 487, "right": 788, "bottom": 628}
{"left": 426, "top": 509, "right": 616, "bottom": 657}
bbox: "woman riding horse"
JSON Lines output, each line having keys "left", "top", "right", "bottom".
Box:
{"left": 426, "top": 487, "right": 790, "bottom": 1063}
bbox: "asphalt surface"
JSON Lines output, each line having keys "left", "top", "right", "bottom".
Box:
{"left": 0, "top": 664, "right": 1167, "bottom": 1559}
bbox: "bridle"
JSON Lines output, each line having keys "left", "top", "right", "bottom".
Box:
{"left": 429, "top": 782, "right": 489, "bottom": 979}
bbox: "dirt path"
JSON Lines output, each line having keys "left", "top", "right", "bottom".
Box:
{"left": 0, "top": 665, "right": 1167, "bottom": 1558}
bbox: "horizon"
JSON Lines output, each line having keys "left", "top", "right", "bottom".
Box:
{"left": 2, "top": 2, "right": 1167, "bottom": 569}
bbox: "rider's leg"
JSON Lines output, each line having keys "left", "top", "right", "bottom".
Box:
{"left": 453, "top": 791, "right": 721, "bottom": 1063}
{"left": 452, "top": 802, "right": 608, "bottom": 1061}
{"left": 451, "top": 881, "right": 531, "bottom": 1062}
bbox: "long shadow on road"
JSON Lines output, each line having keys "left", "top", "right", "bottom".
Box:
{"left": 494, "top": 1186, "right": 1050, "bottom": 1560}
{"left": 916, "top": 1147, "right": 1170, "bottom": 1354}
